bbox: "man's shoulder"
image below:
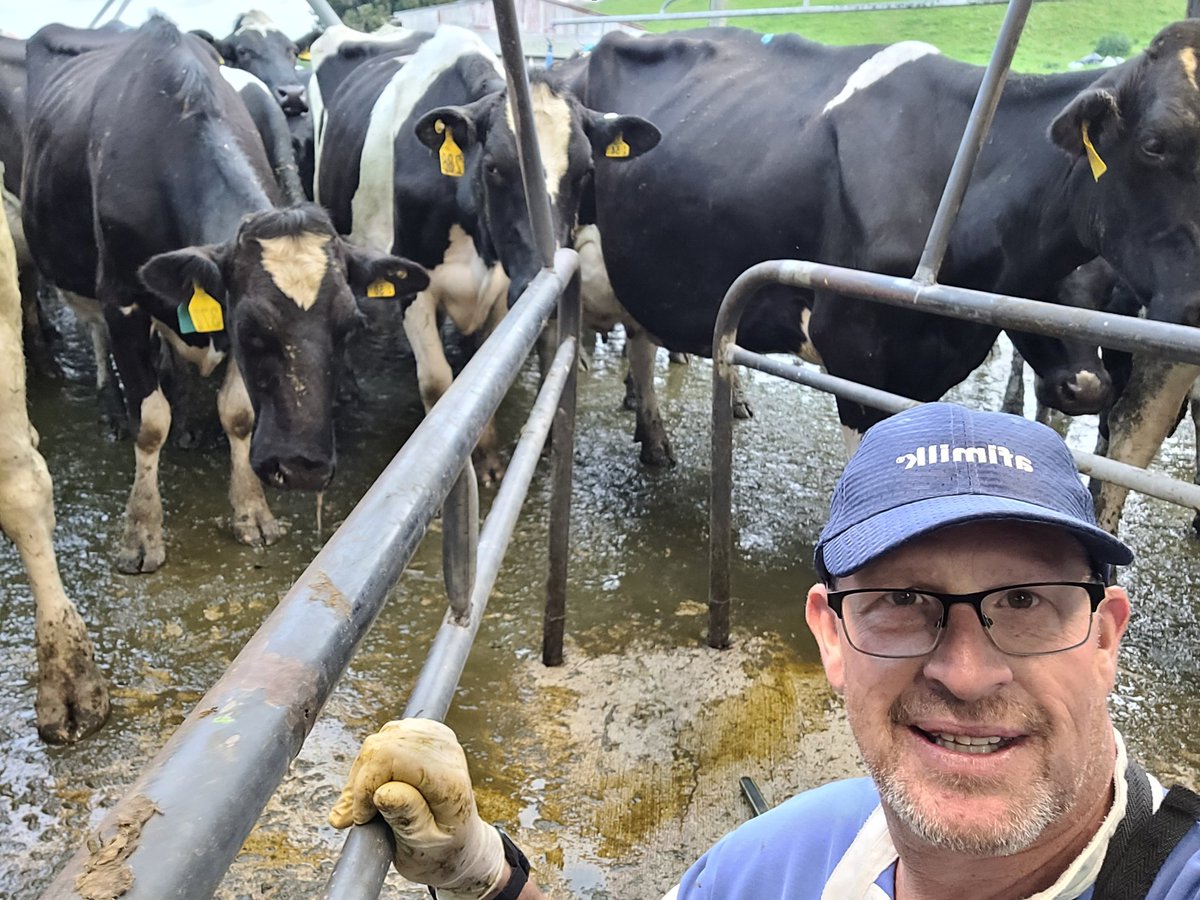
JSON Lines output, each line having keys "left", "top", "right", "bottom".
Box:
{"left": 675, "top": 778, "right": 884, "bottom": 900}
{"left": 1147, "top": 819, "right": 1200, "bottom": 899}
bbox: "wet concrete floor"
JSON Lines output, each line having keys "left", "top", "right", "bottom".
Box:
{"left": 2, "top": 307, "right": 1199, "bottom": 898}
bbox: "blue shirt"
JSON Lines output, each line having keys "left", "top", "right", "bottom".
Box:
{"left": 675, "top": 778, "right": 1200, "bottom": 899}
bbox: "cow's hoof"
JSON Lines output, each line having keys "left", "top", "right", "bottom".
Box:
{"left": 36, "top": 661, "right": 110, "bottom": 745}
{"left": 233, "top": 513, "right": 284, "bottom": 547}
{"left": 473, "top": 451, "right": 506, "bottom": 488}
{"left": 733, "top": 398, "right": 754, "bottom": 420}
{"left": 640, "top": 440, "right": 676, "bottom": 468}
{"left": 1192, "top": 508, "right": 1200, "bottom": 535}
{"left": 116, "top": 538, "right": 166, "bottom": 574}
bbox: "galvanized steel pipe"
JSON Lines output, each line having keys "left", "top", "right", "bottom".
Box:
{"left": 45, "top": 249, "right": 578, "bottom": 900}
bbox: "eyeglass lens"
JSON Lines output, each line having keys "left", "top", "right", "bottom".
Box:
{"left": 840, "top": 583, "right": 1095, "bottom": 657}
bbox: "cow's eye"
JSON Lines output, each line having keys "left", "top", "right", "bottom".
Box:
{"left": 1141, "top": 136, "right": 1167, "bottom": 159}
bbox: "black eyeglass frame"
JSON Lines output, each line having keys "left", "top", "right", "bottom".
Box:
{"left": 824, "top": 581, "right": 1108, "bottom": 659}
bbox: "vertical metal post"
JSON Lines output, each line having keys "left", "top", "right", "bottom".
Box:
{"left": 493, "top": 0, "right": 557, "bottom": 269}
{"left": 709, "top": 335, "right": 735, "bottom": 650}
{"left": 912, "top": 0, "right": 1032, "bottom": 285}
{"left": 304, "top": 0, "right": 343, "bottom": 28}
{"left": 544, "top": 268, "right": 581, "bottom": 665}
{"left": 443, "top": 464, "right": 479, "bottom": 623}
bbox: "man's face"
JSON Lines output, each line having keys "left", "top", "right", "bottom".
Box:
{"left": 806, "top": 521, "right": 1130, "bottom": 856}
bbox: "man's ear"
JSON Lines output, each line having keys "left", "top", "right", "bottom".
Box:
{"left": 343, "top": 244, "right": 430, "bottom": 300}
{"left": 1049, "top": 87, "right": 1121, "bottom": 156}
{"left": 805, "top": 584, "right": 846, "bottom": 694}
{"left": 1096, "top": 585, "right": 1131, "bottom": 652}
{"left": 581, "top": 109, "right": 661, "bottom": 161}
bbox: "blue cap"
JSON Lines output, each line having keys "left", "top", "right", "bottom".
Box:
{"left": 814, "top": 403, "right": 1133, "bottom": 578}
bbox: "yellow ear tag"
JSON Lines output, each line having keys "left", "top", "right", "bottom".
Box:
{"left": 605, "top": 133, "right": 631, "bottom": 159}
{"left": 435, "top": 120, "right": 465, "bottom": 178}
{"left": 298, "top": 49, "right": 311, "bottom": 62}
{"left": 1081, "top": 123, "right": 1107, "bottom": 182}
{"left": 188, "top": 283, "right": 225, "bottom": 333}
{"left": 366, "top": 279, "right": 396, "bottom": 298}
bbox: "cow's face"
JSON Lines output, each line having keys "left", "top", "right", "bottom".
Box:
{"left": 415, "top": 77, "right": 659, "bottom": 306}
{"left": 1051, "top": 21, "right": 1200, "bottom": 326}
{"left": 212, "top": 13, "right": 307, "bottom": 115}
{"left": 139, "top": 205, "right": 428, "bottom": 492}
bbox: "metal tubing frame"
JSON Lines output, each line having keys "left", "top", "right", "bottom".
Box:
{"left": 324, "top": 334, "right": 579, "bottom": 900}
{"left": 555, "top": 0, "right": 1014, "bottom": 25}
{"left": 46, "top": 249, "right": 578, "bottom": 899}
{"left": 913, "top": 0, "right": 1030, "bottom": 284}
{"left": 493, "top": 0, "right": 557, "bottom": 269}
{"left": 304, "top": 0, "right": 343, "bottom": 28}
{"left": 545, "top": 269, "right": 582, "bottom": 666}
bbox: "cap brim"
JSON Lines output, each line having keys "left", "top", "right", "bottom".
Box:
{"left": 818, "top": 494, "right": 1134, "bottom": 578}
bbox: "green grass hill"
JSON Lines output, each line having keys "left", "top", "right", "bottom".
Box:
{"left": 591, "top": 0, "right": 1188, "bottom": 72}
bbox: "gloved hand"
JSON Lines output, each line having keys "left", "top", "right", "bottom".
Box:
{"left": 329, "top": 718, "right": 506, "bottom": 900}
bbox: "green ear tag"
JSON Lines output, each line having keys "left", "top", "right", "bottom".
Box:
{"left": 178, "top": 302, "right": 197, "bottom": 335}
{"left": 188, "top": 284, "right": 225, "bottom": 333}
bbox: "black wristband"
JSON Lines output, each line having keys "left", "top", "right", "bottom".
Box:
{"left": 427, "top": 827, "right": 531, "bottom": 900}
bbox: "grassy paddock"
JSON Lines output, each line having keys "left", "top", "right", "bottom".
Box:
{"left": 591, "top": 0, "right": 1187, "bottom": 72}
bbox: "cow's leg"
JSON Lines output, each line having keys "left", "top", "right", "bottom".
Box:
{"left": 626, "top": 326, "right": 675, "bottom": 467}
{"left": 219, "top": 359, "right": 283, "bottom": 546}
{"left": 63, "top": 291, "right": 127, "bottom": 439}
{"left": 20, "top": 269, "right": 62, "bottom": 379}
{"left": 668, "top": 351, "right": 690, "bottom": 365}
{"left": 1190, "top": 379, "right": 1200, "bottom": 534}
{"left": 1002, "top": 348, "right": 1026, "bottom": 416}
{"left": 105, "top": 304, "right": 171, "bottom": 573}
{"left": 1093, "top": 356, "right": 1200, "bottom": 534}
{"left": 0, "top": 216, "right": 109, "bottom": 742}
{"left": 731, "top": 366, "right": 753, "bottom": 420}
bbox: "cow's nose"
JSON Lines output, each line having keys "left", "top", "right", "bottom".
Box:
{"left": 275, "top": 84, "right": 308, "bottom": 115}
{"left": 257, "top": 454, "right": 333, "bottom": 491}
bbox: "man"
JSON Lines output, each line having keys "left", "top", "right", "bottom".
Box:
{"left": 330, "top": 403, "right": 1200, "bottom": 899}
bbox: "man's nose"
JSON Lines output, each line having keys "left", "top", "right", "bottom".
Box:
{"left": 921, "top": 604, "right": 1014, "bottom": 701}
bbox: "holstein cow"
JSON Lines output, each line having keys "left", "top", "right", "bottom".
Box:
{"left": 317, "top": 24, "right": 658, "bottom": 482}
{"left": 23, "top": 19, "right": 427, "bottom": 573}
{"left": 0, "top": 180, "right": 110, "bottom": 743}
{"left": 569, "top": 26, "right": 1200, "bottom": 466}
{"left": 198, "top": 10, "right": 321, "bottom": 197}
{"left": 308, "top": 24, "right": 431, "bottom": 203}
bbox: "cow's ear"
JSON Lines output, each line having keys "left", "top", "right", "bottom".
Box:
{"left": 415, "top": 106, "right": 477, "bottom": 153}
{"left": 139, "top": 246, "right": 228, "bottom": 315}
{"left": 1050, "top": 88, "right": 1121, "bottom": 156}
{"left": 189, "top": 29, "right": 233, "bottom": 64}
{"left": 343, "top": 244, "right": 430, "bottom": 299}
{"left": 295, "top": 26, "right": 324, "bottom": 55}
{"left": 582, "top": 110, "right": 661, "bottom": 161}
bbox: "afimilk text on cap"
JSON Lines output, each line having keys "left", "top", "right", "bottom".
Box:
{"left": 814, "top": 403, "right": 1133, "bottom": 579}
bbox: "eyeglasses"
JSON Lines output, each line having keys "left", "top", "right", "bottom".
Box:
{"left": 825, "top": 581, "right": 1107, "bottom": 659}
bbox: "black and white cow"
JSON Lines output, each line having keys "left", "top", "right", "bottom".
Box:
{"left": 317, "top": 24, "right": 658, "bottom": 482}
{"left": 197, "top": 10, "right": 320, "bottom": 197}
{"left": 569, "top": 26, "right": 1200, "bottom": 464}
{"left": 23, "top": 19, "right": 427, "bottom": 573}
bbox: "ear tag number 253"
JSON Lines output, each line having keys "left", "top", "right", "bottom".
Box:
{"left": 436, "top": 120, "right": 465, "bottom": 178}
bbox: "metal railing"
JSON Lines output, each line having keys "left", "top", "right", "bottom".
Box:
{"left": 44, "top": 0, "right": 576, "bottom": 896}
{"left": 555, "top": 0, "right": 1015, "bottom": 26}
{"left": 707, "top": 0, "right": 1200, "bottom": 648}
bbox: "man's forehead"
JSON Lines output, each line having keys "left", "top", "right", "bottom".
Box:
{"left": 842, "top": 520, "right": 1092, "bottom": 584}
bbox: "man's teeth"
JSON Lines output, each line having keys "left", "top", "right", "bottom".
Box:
{"left": 933, "top": 733, "right": 1006, "bottom": 754}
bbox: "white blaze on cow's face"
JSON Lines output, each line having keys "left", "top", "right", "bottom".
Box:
{"left": 257, "top": 232, "right": 332, "bottom": 310}
{"left": 823, "top": 41, "right": 940, "bottom": 114}
{"left": 505, "top": 81, "right": 573, "bottom": 202}
{"left": 1181, "top": 47, "right": 1199, "bottom": 91}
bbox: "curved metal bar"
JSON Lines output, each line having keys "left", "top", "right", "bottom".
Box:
{"left": 44, "top": 249, "right": 578, "bottom": 900}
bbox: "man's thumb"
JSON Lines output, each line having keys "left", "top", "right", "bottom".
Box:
{"left": 373, "top": 781, "right": 435, "bottom": 837}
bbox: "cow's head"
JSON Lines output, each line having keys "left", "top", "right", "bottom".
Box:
{"left": 139, "top": 204, "right": 427, "bottom": 492}
{"left": 201, "top": 10, "right": 308, "bottom": 115}
{"left": 415, "top": 73, "right": 660, "bottom": 306}
{"left": 1051, "top": 20, "right": 1200, "bottom": 326}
